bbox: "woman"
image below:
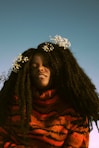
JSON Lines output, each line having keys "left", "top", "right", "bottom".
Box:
{"left": 0, "top": 35, "right": 99, "bottom": 147}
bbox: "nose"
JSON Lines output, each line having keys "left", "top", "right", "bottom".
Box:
{"left": 38, "top": 65, "right": 45, "bottom": 72}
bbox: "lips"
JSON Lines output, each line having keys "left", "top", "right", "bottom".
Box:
{"left": 38, "top": 73, "right": 47, "bottom": 79}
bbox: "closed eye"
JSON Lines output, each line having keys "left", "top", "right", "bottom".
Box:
{"left": 32, "top": 62, "right": 50, "bottom": 69}
{"left": 32, "top": 63, "right": 38, "bottom": 68}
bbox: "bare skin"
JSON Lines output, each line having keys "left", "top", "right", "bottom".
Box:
{"left": 32, "top": 54, "right": 51, "bottom": 90}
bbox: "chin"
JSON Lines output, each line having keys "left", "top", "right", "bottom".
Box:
{"left": 37, "top": 84, "right": 51, "bottom": 91}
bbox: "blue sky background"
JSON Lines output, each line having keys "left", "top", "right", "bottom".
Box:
{"left": 0, "top": 0, "right": 99, "bottom": 147}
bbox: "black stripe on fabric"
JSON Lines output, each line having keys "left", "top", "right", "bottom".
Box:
{"left": 34, "top": 128, "right": 66, "bottom": 135}
{"left": 29, "top": 132, "right": 64, "bottom": 142}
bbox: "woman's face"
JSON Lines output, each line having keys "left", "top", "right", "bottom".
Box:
{"left": 31, "top": 54, "right": 51, "bottom": 90}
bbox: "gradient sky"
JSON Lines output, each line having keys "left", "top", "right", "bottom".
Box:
{"left": 0, "top": 0, "right": 99, "bottom": 147}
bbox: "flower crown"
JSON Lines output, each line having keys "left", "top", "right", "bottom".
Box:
{"left": 12, "top": 35, "right": 71, "bottom": 72}
{"left": 12, "top": 54, "right": 29, "bottom": 73}
{"left": 42, "top": 35, "right": 71, "bottom": 52}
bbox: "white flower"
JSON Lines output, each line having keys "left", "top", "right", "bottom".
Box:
{"left": 12, "top": 54, "right": 29, "bottom": 73}
{"left": 17, "top": 54, "right": 23, "bottom": 62}
{"left": 50, "top": 35, "right": 71, "bottom": 49}
{"left": 12, "top": 62, "right": 21, "bottom": 73}
{"left": 23, "top": 57, "right": 29, "bottom": 62}
{"left": 42, "top": 42, "right": 54, "bottom": 52}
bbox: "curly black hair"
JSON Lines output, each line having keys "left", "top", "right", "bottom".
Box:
{"left": 0, "top": 42, "right": 99, "bottom": 131}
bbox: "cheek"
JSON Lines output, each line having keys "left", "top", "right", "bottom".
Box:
{"left": 46, "top": 69, "right": 51, "bottom": 79}
{"left": 31, "top": 68, "right": 38, "bottom": 76}
{"left": 30, "top": 69, "right": 37, "bottom": 82}
{"left": 32, "top": 70, "right": 37, "bottom": 76}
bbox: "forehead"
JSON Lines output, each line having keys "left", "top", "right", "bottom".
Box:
{"left": 32, "top": 54, "right": 43, "bottom": 62}
{"left": 32, "top": 53, "right": 48, "bottom": 63}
